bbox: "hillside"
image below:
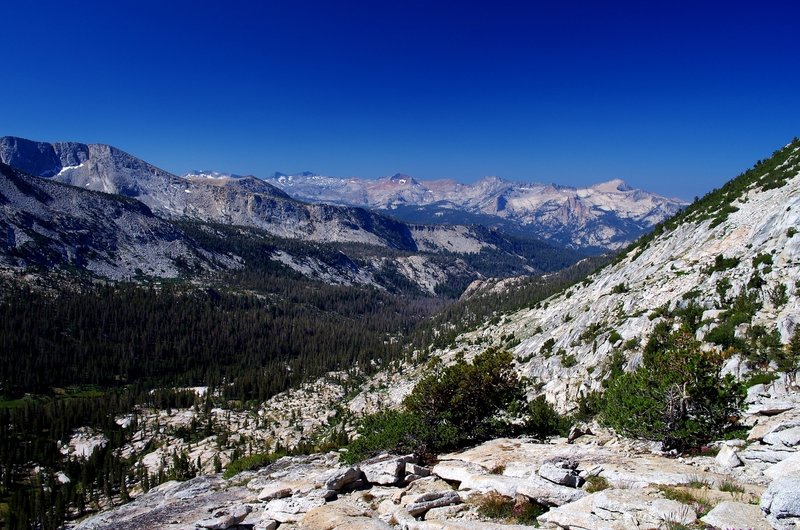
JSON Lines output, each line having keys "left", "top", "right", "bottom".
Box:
{"left": 0, "top": 162, "right": 230, "bottom": 280}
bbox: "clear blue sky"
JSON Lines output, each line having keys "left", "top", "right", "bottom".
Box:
{"left": 2, "top": 0, "right": 798, "bottom": 200}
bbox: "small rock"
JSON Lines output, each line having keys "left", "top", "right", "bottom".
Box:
{"left": 578, "top": 464, "right": 602, "bottom": 479}
{"left": 407, "top": 463, "right": 431, "bottom": 477}
{"left": 539, "top": 460, "right": 585, "bottom": 488}
{"left": 362, "top": 454, "right": 415, "bottom": 485}
{"left": 701, "top": 501, "right": 771, "bottom": 530}
{"left": 196, "top": 504, "right": 251, "bottom": 529}
{"left": 715, "top": 445, "right": 743, "bottom": 468}
{"left": 405, "top": 491, "right": 461, "bottom": 517}
{"left": 257, "top": 485, "right": 292, "bottom": 501}
{"left": 323, "top": 466, "right": 363, "bottom": 491}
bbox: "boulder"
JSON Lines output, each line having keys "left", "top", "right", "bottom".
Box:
{"left": 749, "top": 415, "right": 800, "bottom": 441}
{"left": 715, "top": 444, "right": 743, "bottom": 468}
{"left": 538, "top": 459, "right": 585, "bottom": 487}
{"left": 407, "top": 463, "right": 431, "bottom": 477}
{"left": 747, "top": 401, "right": 796, "bottom": 416}
{"left": 362, "top": 454, "right": 415, "bottom": 485}
{"left": 739, "top": 444, "right": 796, "bottom": 465}
{"left": 322, "top": 466, "right": 363, "bottom": 491}
{"left": 764, "top": 425, "right": 800, "bottom": 447}
{"left": 302, "top": 502, "right": 392, "bottom": 530}
{"left": 700, "top": 501, "right": 771, "bottom": 530}
{"left": 765, "top": 452, "right": 800, "bottom": 480}
{"left": 537, "top": 488, "right": 696, "bottom": 529}
{"left": 567, "top": 422, "right": 592, "bottom": 443}
{"left": 423, "top": 503, "right": 467, "bottom": 520}
{"left": 393, "top": 476, "right": 455, "bottom": 504}
{"left": 196, "top": 504, "right": 251, "bottom": 529}
{"left": 746, "top": 383, "right": 768, "bottom": 404}
{"left": 257, "top": 484, "right": 293, "bottom": 501}
{"left": 761, "top": 475, "right": 800, "bottom": 529}
{"left": 263, "top": 495, "right": 326, "bottom": 523}
{"left": 405, "top": 491, "right": 461, "bottom": 517}
{"left": 516, "top": 475, "right": 587, "bottom": 506}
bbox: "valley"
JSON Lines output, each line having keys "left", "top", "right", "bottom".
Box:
{"left": 0, "top": 136, "right": 798, "bottom": 530}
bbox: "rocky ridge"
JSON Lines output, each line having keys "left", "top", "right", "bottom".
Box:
{"left": 0, "top": 162, "right": 233, "bottom": 279}
{"left": 67, "top": 375, "right": 800, "bottom": 529}
{"left": 443, "top": 141, "right": 800, "bottom": 413}
{"left": 0, "top": 136, "right": 582, "bottom": 291}
{"left": 265, "top": 172, "right": 687, "bottom": 250}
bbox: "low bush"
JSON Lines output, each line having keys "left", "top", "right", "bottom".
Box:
{"left": 344, "top": 348, "right": 568, "bottom": 463}
{"left": 602, "top": 329, "right": 744, "bottom": 452}
{"left": 223, "top": 451, "right": 283, "bottom": 479}
{"left": 584, "top": 475, "right": 611, "bottom": 493}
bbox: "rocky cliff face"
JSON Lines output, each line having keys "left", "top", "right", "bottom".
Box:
{"left": 0, "top": 137, "right": 426, "bottom": 251}
{"left": 266, "top": 172, "right": 687, "bottom": 250}
{"left": 0, "top": 162, "right": 231, "bottom": 280}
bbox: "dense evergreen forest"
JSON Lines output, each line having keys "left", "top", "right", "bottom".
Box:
{"left": 0, "top": 243, "right": 602, "bottom": 529}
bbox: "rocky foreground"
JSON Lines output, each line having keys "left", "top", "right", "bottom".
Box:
{"left": 69, "top": 372, "right": 800, "bottom": 530}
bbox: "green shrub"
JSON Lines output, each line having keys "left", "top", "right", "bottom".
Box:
{"left": 540, "top": 338, "right": 556, "bottom": 357}
{"left": 704, "top": 254, "right": 740, "bottom": 274}
{"left": 752, "top": 253, "right": 773, "bottom": 268}
{"left": 526, "top": 395, "right": 570, "bottom": 438}
{"left": 560, "top": 353, "right": 577, "bottom": 368}
{"left": 345, "top": 348, "right": 531, "bottom": 462}
{"left": 674, "top": 300, "right": 704, "bottom": 333}
{"left": 341, "top": 410, "right": 429, "bottom": 464}
{"left": 584, "top": 475, "right": 610, "bottom": 493}
{"left": 476, "top": 492, "right": 545, "bottom": 524}
{"left": 223, "top": 452, "right": 282, "bottom": 479}
{"left": 602, "top": 329, "right": 744, "bottom": 452}
{"left": 719, "top": 479, "right": 744, "bottom": 493}
{"left": 788, "top": 227, "right": 798, "bottom": 238}
{"left": 611, "top": 283, "right": 629, "bottom": 294}
{"left": 769, "top": 283, "right": 789, "bottom": 308}
{"left": 743, "top": 371, "right": 778, "bottom": 387}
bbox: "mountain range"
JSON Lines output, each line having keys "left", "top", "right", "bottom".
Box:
{"left": 261, "top": 171, "right": 687, "bottom": 250}
{"left": 0, "top": 136, "right": 588, "bottom": 292}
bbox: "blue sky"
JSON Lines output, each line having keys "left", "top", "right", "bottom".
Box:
{"left": 2, "top": 1, "right": 798, "bottom": 200}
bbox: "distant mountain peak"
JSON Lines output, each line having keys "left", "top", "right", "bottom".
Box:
{"left": 184, "top": 170, "right": 247, "bottom": 180}
{"left": 591, "top": 178, "right": 633, "bottom": 193}
{"left": 387, "top": 173, "right": 418, "bottom": 185}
